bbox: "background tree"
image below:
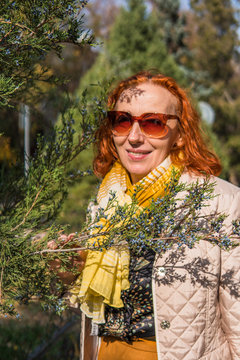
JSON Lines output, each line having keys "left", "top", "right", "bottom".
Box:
{"left": 78, "top": 0, "right": 186, "bottom": 99}
{"left": 148, "top": 0, "right": 187, "bottom": 59}
{"left": 188, "top": 0, "right": 240, "bottom": 184}
{"left": 148, "top": 0, "right": 215, "bottom": 98}
{"left": 84, "top": 0, "right": 120, "bottom": 40}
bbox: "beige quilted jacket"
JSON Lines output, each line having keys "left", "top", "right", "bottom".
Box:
{"left": 80, "top": 173, "right": 240, "bottom": 360}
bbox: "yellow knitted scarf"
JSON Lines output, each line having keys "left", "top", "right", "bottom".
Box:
{"left": 70, "top": 157, "right": 181, "bottom": 324}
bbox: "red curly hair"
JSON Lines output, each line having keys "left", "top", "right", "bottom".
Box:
{"left": 93, "top": 71, "right": 221, "bottom": 178}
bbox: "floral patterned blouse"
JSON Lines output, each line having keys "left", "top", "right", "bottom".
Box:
{"left": 98, "top": 248, "right": 155, "bottom": 342}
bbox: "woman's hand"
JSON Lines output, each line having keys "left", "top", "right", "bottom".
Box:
{"left": 48, "top": 233, "right": 87, "bottom": 285}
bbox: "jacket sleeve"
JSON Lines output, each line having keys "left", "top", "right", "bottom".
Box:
{"left": 219, "top": 192, "right": 240, "bottom": 360}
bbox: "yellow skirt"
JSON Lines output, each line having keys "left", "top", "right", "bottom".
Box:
{"left": 98, "top": 336, "right": 158, "bottom": 360}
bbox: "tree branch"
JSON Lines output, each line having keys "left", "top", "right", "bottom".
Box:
{"left": 11, "top": 188, "right": 43, "bottom": 232}
{"left": 0, "top": 19, "right": 35, "bottom": 35}
{"left": 27, "top": 316, "right": 78, "bottom": 360}
{"left": 0, "top": 266, "right": 4, "bottom": 303}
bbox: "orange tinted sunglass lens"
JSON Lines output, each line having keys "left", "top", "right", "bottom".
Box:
{"left": 112, "top": 113, "right": 132, "bottom": 135}
{"left": 140, "top": 116, "right": 168, "bottom": 137}
{"left": 108, "top": 111, "right": 173, "bottom": 138}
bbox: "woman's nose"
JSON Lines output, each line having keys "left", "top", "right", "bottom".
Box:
{"left": 127, "top": 122, "right": 144, "bottom": 143}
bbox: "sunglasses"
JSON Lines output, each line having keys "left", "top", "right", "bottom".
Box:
{"left": 108, "top": 111, "right": 180, "bottom": 138}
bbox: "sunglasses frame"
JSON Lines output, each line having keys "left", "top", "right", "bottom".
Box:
{"left": 108, "top": 111, "right": 180, "bottom": 138}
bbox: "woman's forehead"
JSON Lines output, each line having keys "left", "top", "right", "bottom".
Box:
{"left": 115, "top": 83, "right": 178, "bottom": 113}
{"left": 118, "top": 86, "right": 146, "bottom": 104}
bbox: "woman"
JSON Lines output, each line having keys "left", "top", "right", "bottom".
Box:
{"left": 69, "top": 71, "right": 240, "bottom": 360}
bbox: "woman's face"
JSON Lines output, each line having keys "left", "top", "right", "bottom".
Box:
{"left": 113, "top": 82, "right": 180, "bottom": 184}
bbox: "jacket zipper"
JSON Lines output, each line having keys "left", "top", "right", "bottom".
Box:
{"left": 152, "top": 260, "right": 162, "bottom": 360}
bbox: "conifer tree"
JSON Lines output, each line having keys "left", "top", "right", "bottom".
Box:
{"left": 77, "top": 0, "right": 185, "bottom": 98}
{"left": 189, "top": 0, "right": 240, "bottom": 184}
{"left": 0, "top": 0, "right": 102, "bottom": 316}
{"left": 148, "top": 0, "right": 187, "bottom": 60}
{"left": 0, "top": 0, "right": 93, "bottom": 107}
{"left": 190, "top": 0, "right": 238, "bottom": 83}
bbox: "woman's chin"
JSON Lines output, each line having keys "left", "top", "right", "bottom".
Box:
{"left": 127, "top": 166, "right": 151, "bottom": 184}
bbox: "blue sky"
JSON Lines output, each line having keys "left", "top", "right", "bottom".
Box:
{"left": 180, "top": 0, "right": 190, "bottom": 10}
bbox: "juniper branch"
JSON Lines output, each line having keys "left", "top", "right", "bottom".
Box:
{"left": 11, "top": 188, "right": 43, "bottom": 232}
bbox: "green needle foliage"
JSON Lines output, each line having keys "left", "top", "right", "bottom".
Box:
{"left": 77, "top": 176, "right": 239, "bottom": 255}
{"left": 0, "top": 0, "right": 93, "bottom": 107}
{"left": 0, "top": 91, "right": 106, "bottom": 317}
{"left": 39, "top": 174, "right": 240, "bottom": 309}
{"left": 0, "top": 0, "right": 104, "bottom": 317}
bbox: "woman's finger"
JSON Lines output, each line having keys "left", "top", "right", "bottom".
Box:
{"left": 47, "top": 240, "right": 57, "bottom": 250}
{"left": 68, "top": 233, "right": 76, "bottom": 241}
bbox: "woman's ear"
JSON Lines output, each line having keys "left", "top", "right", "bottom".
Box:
{"left": 176, "top": 135, "right": 184, "bottom": 147}
{"left": 173, "top": 133, "right": 183, "bottom": 148}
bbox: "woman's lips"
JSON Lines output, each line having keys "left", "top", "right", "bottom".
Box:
{"left": 127, "top": 149, "right": 151, "bottom": 160}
